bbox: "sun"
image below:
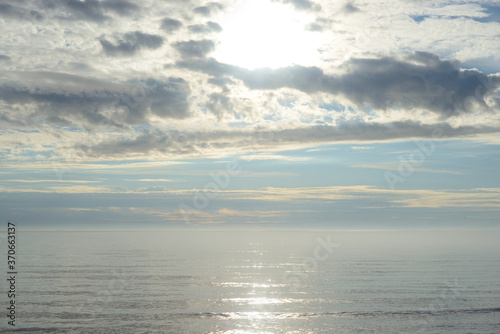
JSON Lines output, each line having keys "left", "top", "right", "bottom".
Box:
{"left": 213, "top": 0, "right": 320, "bottom": 69}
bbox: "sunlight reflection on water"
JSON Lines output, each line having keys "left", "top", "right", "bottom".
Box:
{"left": 14, "top": 231, "right": 500, "bottom": 333}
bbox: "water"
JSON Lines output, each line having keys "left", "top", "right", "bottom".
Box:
{"left": 1, "top": 230, "right": 499, "bottom": 333}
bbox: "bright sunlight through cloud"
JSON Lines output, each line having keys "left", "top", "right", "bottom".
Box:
{"left": 213, "top": 0, "right": 321, "bottom": 69}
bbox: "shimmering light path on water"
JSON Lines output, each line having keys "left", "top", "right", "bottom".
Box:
{"left": 1, "top": 230, "right": 499, "bottom": 333}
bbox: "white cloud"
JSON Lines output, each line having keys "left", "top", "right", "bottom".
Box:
{"left": 4, "top": 179, "right": 101, "bottom": 183}
{"left": 239, "top": 154, "right": 311, "bottom": 161}
{"left": 351, "top": 146, "right": 374, "bottom": 150}
{"left": 352, "top": 163, "right": 466, "bottom": 175}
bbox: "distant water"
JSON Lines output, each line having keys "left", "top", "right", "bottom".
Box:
{"left": 2, "top": 230, "right": 499, "bottom": 333}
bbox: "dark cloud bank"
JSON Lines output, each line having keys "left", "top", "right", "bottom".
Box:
{"left": 0, "top": 72, "right": 191, "bottom": 128}
{"left": 77, "top": 121, "right": 500, "bottom": 158}
{"left": 0, "top": 0, "right": 139, "bottom": 22}
{"left": 71, "top": 51, "right": 500, "bottom": 159}
{"left": 179, "top": 51, "right": 500, "bottom": 118}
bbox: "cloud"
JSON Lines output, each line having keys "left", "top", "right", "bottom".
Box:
{"left": 78, "top": 128, "right": 174, "bottom": 157}
{"left": 179, "top": 52, "right": 500, "bottom": 117}
{"left": 305, "top": 17, "right": 333, "bottom": 32}
{"left": 235, "top": 171, "right": 299, "bottom": 178}
{"left": 0, "top": 160, "right": 188, "bottom": 171}
{"left": 352, "top": 163, "right": 465, "bottom": 175}
{"left": 410, "top": 3, "right": 492, "bottom": 23}
{"left": 239, "top": 154, "right": 311, "bottom": 161}
{"left": 3, "top": 183, "right": 500, "bottom": 212}
{"left": 61, "top": 0, "right": 139, "bottom": 22}
{"left": 205, "top": 93, "right": 233, "bottom": 119}
{"left": 128, "top": 77, "right": 191, "bottom": 119}
{"left": 173, "top": 39, "right": 215, "bottom": 59}
{"left": 130, "top": 179, "right": 178, "bottom": 182}
{"left": 160, "top": 17, "right": 183, "bottom": 32}
{"left": 0, "top": 72, "right": 191, "bottom": 128}
{"left": 207, "top": 77, "right": 235, "bottom": 92}
{"left": 126, "top": 206, "right": 284, "bottom": 224}
{"left": 351, "top": 146, "right": 374, "bottom": 150}
{"left": 97, "top": 0, "right": 139, "bottom": 16}
{"left": 1, "top": 0, "right": 499, "bottom": 229}
{"left": 187, "top": 21, "right": 222, "bottom": 34}
{"left": 275, "top": 0, "right": 321, "bottom": 11}
{"left": 137, "top": 186, "right": 169, "bottom": 192}
{"left": 193, "top": 2, "right": 224, "bottom": 16}
{"left": 46, "top": 185, "right": 115, "bottom": 193}
{"left": 4, "top": 180, "right": 101, "bottom": 183}
{"left": 212, "top": 186, "right": 500, "bottom": 210}
{"left": 342, "top": 2, "right": 361, "bottom": 13}
{"left": 332, "top": 52, "right": 500, "bottom": 116}
{"left": 72, "top": 120, "right": 500, "bottom": 159}
{"left": 100, "top": 31, "right": 164, "bottom": 56}
{"left": 4, "top": 185, "right": 116, "bottom": 194}
{"left": 216, "top": 208, "right": 283, "bottom": 218}
{"left": 393, "top": 189, "right": 500, "bottom": 208}
{"left": 177, "top": 57, "right": 233, "bottom": 76}
{"left": 0, "top": 3, "right": 39, "bottom": 20}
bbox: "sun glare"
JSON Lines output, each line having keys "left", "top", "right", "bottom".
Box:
{"left": 213, "top": 0, "right": 320, "bottom": 69}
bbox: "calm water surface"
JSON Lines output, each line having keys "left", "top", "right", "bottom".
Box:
{"left": 1, "top": 230, "right": 499, "bottom": 333}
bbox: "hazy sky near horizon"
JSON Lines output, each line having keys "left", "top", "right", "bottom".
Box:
{"left": 0, "top": 0, "right": 499, "bottom": 229}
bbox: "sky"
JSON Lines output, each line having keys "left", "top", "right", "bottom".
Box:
{"left": 0, "top": 0, "right": 499, "bottom": 230}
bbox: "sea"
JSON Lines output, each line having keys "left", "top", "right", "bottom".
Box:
{"left": 1, "top": 230, "right": 499, "bottom": 333}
